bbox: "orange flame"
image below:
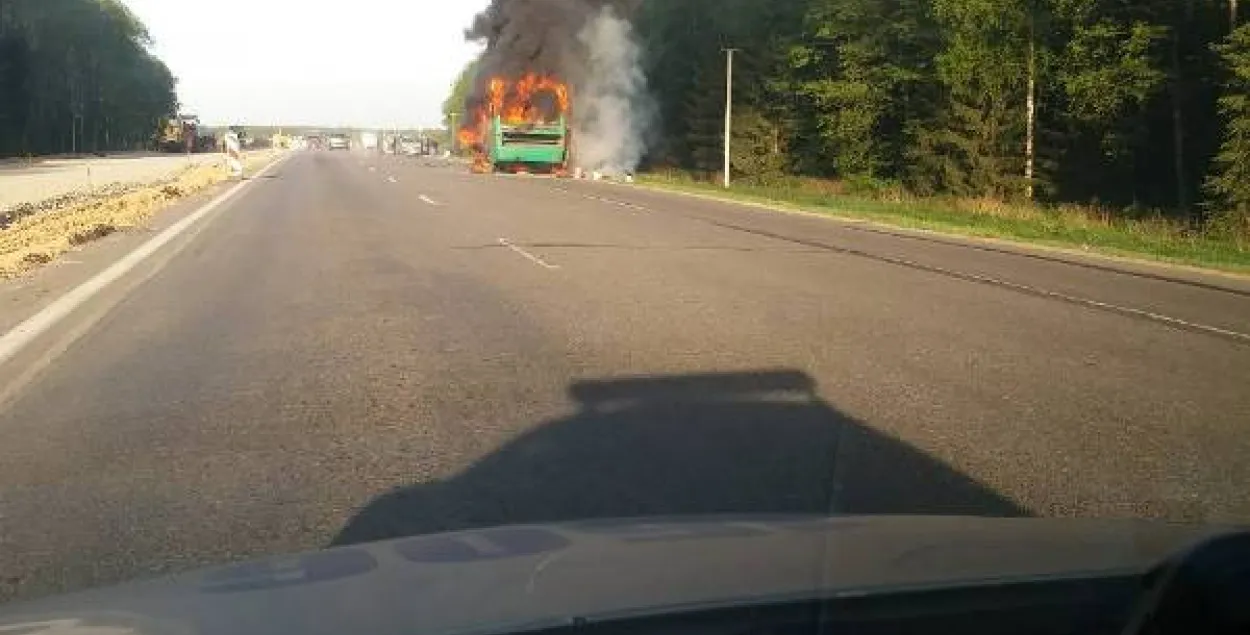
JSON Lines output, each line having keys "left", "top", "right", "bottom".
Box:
{"left": 488, "top": 78, "right": 507, "bottom": 115}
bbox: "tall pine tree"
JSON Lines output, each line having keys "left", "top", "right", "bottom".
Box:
{"left": 1207, "top": 22, "right": 1250, "bottom": 237}
{"left": 913, "top": 0, "right": 1033, "bottom": 198}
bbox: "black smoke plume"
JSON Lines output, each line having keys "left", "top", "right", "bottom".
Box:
{"left": 466, "top": 0, "right": 641, "bottom": 81}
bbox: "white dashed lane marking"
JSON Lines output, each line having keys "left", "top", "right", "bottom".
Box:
{"left": 498, "top": 238, "right": 560, "bottom": 270}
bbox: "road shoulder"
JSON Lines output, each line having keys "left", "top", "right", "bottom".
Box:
{"left": 0, "top": 154, "right": 287, "bottom": 406}
{"left": 626, "top": 180, "right": 1250, "bottom": 290}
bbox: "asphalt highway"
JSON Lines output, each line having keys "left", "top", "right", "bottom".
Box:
{"left": 1, "top": 151, "right": 1248, "bottom": 603}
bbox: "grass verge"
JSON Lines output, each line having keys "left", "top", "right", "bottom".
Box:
{"left": 637, "top": 171, "right": 1250, "bottom": 275}
{"left": 0, "top": 151, "right": 280, "bottom": 278}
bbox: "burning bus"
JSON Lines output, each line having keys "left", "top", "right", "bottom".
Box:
{"left": 458, "top": 74, "right": 570, "bottom": 174}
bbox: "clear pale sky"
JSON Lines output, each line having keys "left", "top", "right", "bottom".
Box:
{"left": 121, "top": 0, "right": 488, "bottom": 128}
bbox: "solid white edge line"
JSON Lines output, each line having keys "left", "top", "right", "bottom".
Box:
{"left": 974, "top": 270, "right": 1250, "bottom": 343}
{"left": 498, "top": 238, "right": 559, "bottom": 270}
{"left": 0, "top": 153, "right": 289, "bottom": 368}
{"left": 572, "top": 190, "right": 1250, "bottom": 343}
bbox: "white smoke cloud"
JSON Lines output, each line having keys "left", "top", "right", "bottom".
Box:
{"left": 570, "top": 7, "right": 655, "bottom": 176}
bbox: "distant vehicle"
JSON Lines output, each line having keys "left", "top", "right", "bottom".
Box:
{"left": 327, "top": 134, "right": 351, "bottom": 151}
{"left": 360, "top": 132, "right": 378, "bottom": 151}
{"left": 398, "top": 137, "right": 420, "bottom": 156}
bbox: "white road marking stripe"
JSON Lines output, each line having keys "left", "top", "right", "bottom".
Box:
{"left": 419, "top": 195, "right": 440, "bottom": 206}
{"left": 386, "top": 176, "right": 398, "bottom": 183}
{"left": 0, "top": 154, "right": 289, "bottom": 369}
{"left": 498, "top": 238, "right": 560, "bottom": 270}
{"left": 584, "top": 194, "right": 649, "bottom": 211}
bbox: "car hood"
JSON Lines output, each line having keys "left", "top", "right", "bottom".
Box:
{"left": 0, "top": 516, "right": 1232, "bottom": 635}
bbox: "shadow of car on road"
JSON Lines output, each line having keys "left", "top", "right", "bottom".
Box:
{"left": 333, "top": 370, "right": 1026, "bottom": 546}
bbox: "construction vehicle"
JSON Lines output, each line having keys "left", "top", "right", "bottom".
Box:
{"left": 158, "top": 114, "right": 216, "bottom": 153}
{"left": 159, "top": 114, "right": 199, "bottom": 153}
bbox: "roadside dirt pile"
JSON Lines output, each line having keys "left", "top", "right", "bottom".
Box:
{"left": 0, "top": 152, "right": 277, "bottom": 277}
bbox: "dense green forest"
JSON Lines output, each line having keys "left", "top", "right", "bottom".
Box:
{"left": 0, "top": 0, "right": 177, "bottom": 157}
{"left": 633, "top": 0, "right": 1249, "bottom": 235}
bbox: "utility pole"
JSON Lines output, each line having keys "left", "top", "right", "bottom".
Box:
{"left": 1025, "top": 18, "right": 1036, "bottom": 201}
{"left": 723, "top": 48, "right": 738, "bottom": 189}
